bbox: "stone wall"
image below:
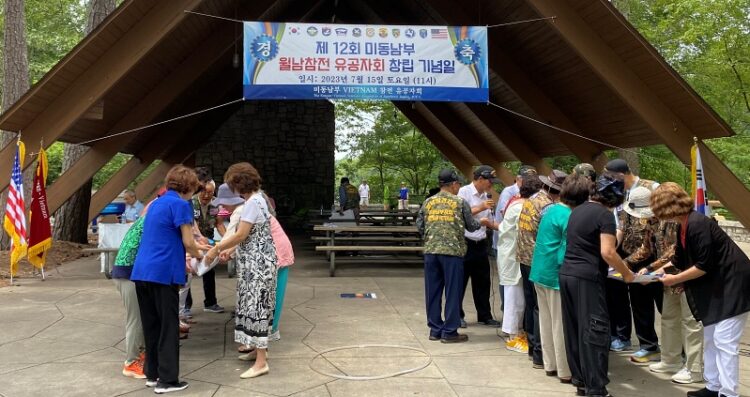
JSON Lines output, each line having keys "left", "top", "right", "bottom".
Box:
{"left": 195, "top": 100, "right": 335, "bottom": 217}
{"left": 719, "top": 220, "right": 750, "bottom": 243}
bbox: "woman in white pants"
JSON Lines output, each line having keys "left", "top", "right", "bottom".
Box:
{"left": 492, "top": 175, "right": 542, "bottom": 353}
{"left": 653, "top": 183, "right": 750, "bottom": 397}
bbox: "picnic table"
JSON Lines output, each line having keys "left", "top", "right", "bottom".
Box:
{"left": 357, "top": 211, "right": 419, "bottom": 226}
{"left": 313, "top": 224, "right": 423, "bottom": 276}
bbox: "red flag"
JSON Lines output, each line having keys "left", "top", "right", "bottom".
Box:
{"left": 27, "top": 147, "right": 52, "bottom": 268}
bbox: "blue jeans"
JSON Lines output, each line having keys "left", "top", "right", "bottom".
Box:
{"left": 424, "top": 254, "right": 464, "bottom": 338}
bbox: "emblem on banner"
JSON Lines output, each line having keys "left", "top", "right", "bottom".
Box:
{"left": 419, "top": 28, "right": 428, "bottom": 39}
{"left": 392, "top": 28, "right": 400, "bottom": 38}
{"left": 352, "top": 27, "right": 362, "bottom": 37}
{"left": 335, "top": 27, "right": 347, "bottom": 36}
{"left": 378, "top": 27, "right": 388, "bottom": 38}
{"left": 454, "top": 38, "right": 481, "bottom": 64}
{"left": 322, "top": 27, "right": 331, "bottom": 36}
{"left": 366, "top": 27, "right": 375, "bottom": 37}
{"left": 405, "top": 28, "right": 415, "bottom": 38}
{"left": 288, "top": 26, "right": 301, "bottom": 35}
{"left": 251, "top": 34, "right": 279, "bottom": 62}
{"left": 307, "top": 26, "right": 318, "bottom": 36}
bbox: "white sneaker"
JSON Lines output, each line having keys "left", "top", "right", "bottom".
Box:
{"left": 648, "top": 361, "right": 682, "bottom": 374}
{"left": 671, "top": 367, "right": 702, "bottom": 384}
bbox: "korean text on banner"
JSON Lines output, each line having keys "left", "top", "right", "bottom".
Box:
{"left": 243, "top": 22, "right": 488, "bottom": 102}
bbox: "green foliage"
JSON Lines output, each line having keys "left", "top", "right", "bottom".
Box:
{"left": 335, "top": 100, "right": 451, "bottom": 204}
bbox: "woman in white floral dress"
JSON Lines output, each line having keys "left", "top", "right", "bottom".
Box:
{"left": 205, "top": 162, "right": 277, "bottom": 379}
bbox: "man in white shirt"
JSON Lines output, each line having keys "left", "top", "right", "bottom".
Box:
{"left": 457, "top": 165, "right": 502, "bottom": 328}
{"left": 359, "top": 180, "right": 370, "bottom": 206}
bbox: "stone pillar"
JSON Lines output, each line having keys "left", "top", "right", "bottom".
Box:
{"left": 195, "top": 100, "right": 335, "bottom": 217}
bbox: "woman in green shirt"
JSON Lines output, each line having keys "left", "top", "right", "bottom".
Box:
{"left": 530, "top": 174, "right": 592, "bottom": 383}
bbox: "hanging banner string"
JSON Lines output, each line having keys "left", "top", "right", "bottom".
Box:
{"left": 25, "top": 97, "right": 245, "bottom": 157}
{"left": 486, "top": 101, "right": 691, "bottom": 167}
{"left": 184, "top": 10, "right": 556, "bottom": 28}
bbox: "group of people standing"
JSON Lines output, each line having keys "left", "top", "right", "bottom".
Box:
{"left": 419, "top": 161, "right": 750, "bottom": 397}
{"left": 111, "top": 162, "right": 294, "bottom": 394}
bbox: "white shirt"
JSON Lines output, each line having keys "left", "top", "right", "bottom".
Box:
{"left": 458, "top": 182, "right": 490, "bottom": 241}
{"left": 492, "top": 183, "right": 520, "bottom": 249}
{"left": 358, "top": 184, "right": 370, "bottom": 198}
{"left": 496, "top": 200, "right": 523, "bottom": 285}
{"left": 241, "top": 193, "right": 270, "bottom": 224}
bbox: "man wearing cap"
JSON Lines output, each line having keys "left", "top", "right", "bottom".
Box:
{"left": 604, "top": 159, "right": 661, "bottom": 355}
{"left": 457, "top": 165, "right": 502, "bottom": 328}
{"left": 190, "top": 180, "right": 225, "bottom": 314}
{"left": 417, "top": 169, "right": 490, "bottom": 343}
{"left": 572, "top": 163, "right": 597, "bottom": 182}
{"left": 517, "top": 169, "right": 568, "bottom": 368}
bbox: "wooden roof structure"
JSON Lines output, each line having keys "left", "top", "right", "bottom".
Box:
{"left": 0, "top": 0, "right": 747, "bottom": 225}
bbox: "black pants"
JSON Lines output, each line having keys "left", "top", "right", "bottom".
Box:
{"left": 560, "top": 275, "right": 610, "bottom": 396}
{"left": 628, "top": 282, "right": 663, "bottom": 351}
{"left": 605, "top": 277, "right": 631, "bottom": 343}
{"left": 521, "top": 264, "right": 543, "bottom": 364}
{"left": 185, "top": 268, "right": 217, "bottom": 309}
{"left": 135, "top": 281, "right": 180, "bottom": 384}
{"left": 459, "top": 239, "right": 493, "bottom": 322}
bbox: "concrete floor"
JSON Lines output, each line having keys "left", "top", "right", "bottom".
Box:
{"left": 0, "top": 237, "right": 748, "bottom": 397}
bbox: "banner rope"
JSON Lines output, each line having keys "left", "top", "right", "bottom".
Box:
{"left": 486, "top": 100, "right": 692, "bottom": 167}
{"left": 184, "top": 10, "right": 243, "bottom": 23}
{"left": 25, "top": 97, "right": 245, "bottom": 157}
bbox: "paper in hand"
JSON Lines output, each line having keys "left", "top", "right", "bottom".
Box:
{"left": 608, "top": 268, "right": 663, "bottom": 283}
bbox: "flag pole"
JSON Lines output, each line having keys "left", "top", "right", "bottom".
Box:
{"left": 10, "top": 132, "right": 21, "bottom": 285}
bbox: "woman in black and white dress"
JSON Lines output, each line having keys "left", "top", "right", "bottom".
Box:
{"left": 205, "top": 162, "right": 277, "bottom": 379}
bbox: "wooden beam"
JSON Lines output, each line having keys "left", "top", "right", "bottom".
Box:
{"left": 0, "top": 0, "right": 205, "bottom": 191}
{"left": 394, "top": 102, "right": 475, "bottom": 178}
{"left": 46, "top": 26, "right": 237, "bottom": 214}
{"left": 523, "top": 0, "right": 750, "bottom": 226}
{"left": 465, "top": 103, "right": 552, "bottom": 174}
{"left": 419, "top": 103, "right": 515, "bottom": 185}
{"left": 408, "top": 0, "right": 608, "bottom": 169}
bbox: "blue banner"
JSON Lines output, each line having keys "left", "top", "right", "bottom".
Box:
{"left": 243, "top": 22, "right": 488, "bottom": 102}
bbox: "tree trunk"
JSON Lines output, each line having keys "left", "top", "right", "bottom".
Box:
{"left": 617, "top": 148, "right": 641, "bottom": 176}
{"left": 0, "top": 0, "right": 30, "bottom": 249}
{"left": 52, "top": 0, "right": 116, "bottom": 243}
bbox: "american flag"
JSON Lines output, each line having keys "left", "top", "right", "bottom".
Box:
{"left": 431, "top": 28, "right": 448, "bottom": 39}
{"left": 4, "top": 141, "right": 28, "bottom": 274}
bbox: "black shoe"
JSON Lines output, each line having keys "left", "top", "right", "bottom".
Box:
{"left": 154, "top": 381, "right": 189, "bottom": 394}
{"left": 441, "top": 333, "right": 469, "bottom": 343}
{"left": 459, "top": 319, "right": 467, "bottom": 328}
{"left": 686, "top": 388, "right": 719, "bottom": 397}
{"left": 576, "top": 387, "right": 586, "bottom": 396}
{"left": 545, "top": 370, "right": 557, "bottom": 377}
{"left": 532, "top": 361, "right": 544, "bottom": 369}
{"left": 480, "top": 318, "right": 502, "bottom": 327}
{"left": 428, "top": 334, "right": 440, "bottom": 341}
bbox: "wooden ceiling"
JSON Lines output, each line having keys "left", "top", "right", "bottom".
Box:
{"left": 0, "top": 0, "right": 746, "bottom": 224}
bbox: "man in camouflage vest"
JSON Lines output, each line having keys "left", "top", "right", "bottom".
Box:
{"left": 517, "top": 169, "right": 567, "bottom": 368}
{"left": 188, "top": 180, "right": 224, "bottom": 314}
{"left": 417, "top": 169, "right": 489, "bottom": 343}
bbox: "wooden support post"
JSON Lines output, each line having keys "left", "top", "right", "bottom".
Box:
{"left": 419, "top": 103, "right": 515, "bottom": 186}
{"left": 0, "top": 0, "right": 205, "bottom": 190}
{"left": 524, "top": 0, "right": 750, "bottom": 227}
{"left": 394, "top": 102, "right": 475, "bottom": 179}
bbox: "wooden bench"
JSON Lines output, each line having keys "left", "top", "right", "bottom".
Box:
{"left": 82, "top": 247, "right": 120, "bottom": 279}
{"left": 315, "top": 245, "right": 424, "bottom": 276}
{"left": 310, "top": 236, "right": 421, "bottom": 242}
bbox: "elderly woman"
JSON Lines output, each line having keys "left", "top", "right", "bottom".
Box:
{"left": 653, "top": 182, "right": 750, "bottom": 397}
{"left": 130, "top": 165, "right": 209, "bottom": 394}
{"left": 529, "top": 174, "right": 591, "bottom": 383}
{"left": 493, "top": 174, "right": 542, "bottom": 353}
{"left": 205, "top": 162, "right": 277, "bottom": 379}
{"left": 559, "top": 171, "right": 635, "bottom": 397}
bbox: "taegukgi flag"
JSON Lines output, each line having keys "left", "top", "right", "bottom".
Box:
{"left": 691, "top": 142, "right": 711, "bottom": 216}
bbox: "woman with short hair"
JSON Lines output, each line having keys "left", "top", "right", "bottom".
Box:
{"left": 653, "top": 182, "right": 750, "bottom": 397}
{"left": 530, "top": 174, "right": 591, "bottom": 383}
{"left": 559, "top": 171, "right": 635, "bottom": 397}
{"left": 130, "top": 165, "right": 209, "bottom": 394}
{"left": 205, "top": 162, "right": 278, "bottom": 379}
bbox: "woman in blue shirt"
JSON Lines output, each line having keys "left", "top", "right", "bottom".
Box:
{"left": 130, "top": 165, "right": 209, "bottom": 394}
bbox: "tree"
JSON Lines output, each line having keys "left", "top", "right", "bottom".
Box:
{"left": 0, "top": 0, "right": 30, "bottom": 249}
{"left": 52, "top": 0, "right": 115, "bottom": 243}
{"left": 335, "top": 100, "right": 450, "bottom": 204}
